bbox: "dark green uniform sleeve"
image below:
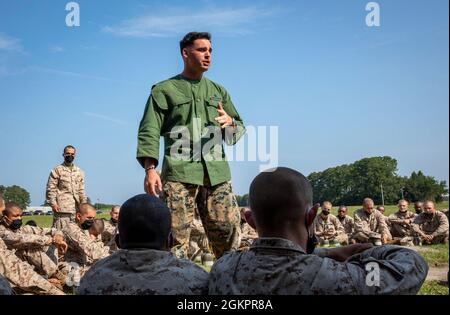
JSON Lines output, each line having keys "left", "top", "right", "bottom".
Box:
{"left": 136, "top": 89, "right": 167, "bottom": 168}
{"left": 220, "top": 88, "right": 245, "bottom": 146}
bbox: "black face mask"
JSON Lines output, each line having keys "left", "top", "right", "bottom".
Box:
{"left": 322, "top": 210, "right": 330, "bottom": 216}
{"left": 81, "top": 219, "right": 94, "bottom": 230}
{"left": 9, "top": 219, "right": 22, "bottom": 230}
{"left": 64, "top": 155, "right": 75, "bottom": 164}
{"left": 111, "top": 218, "right": 118, "bottom": 225}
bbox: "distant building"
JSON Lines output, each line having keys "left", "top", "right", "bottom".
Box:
{"left": 26, "top": 206, "right": 52, "bottom": 214}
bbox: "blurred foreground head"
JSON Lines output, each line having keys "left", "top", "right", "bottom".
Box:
{"left": 118, "top": 194, "right": 171, "bottom": 250}
{"left": 249, "top": 167, "right": 313, "bottom": 235}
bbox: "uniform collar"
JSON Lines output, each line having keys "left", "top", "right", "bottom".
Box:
{"left": 250, "top": 237, "right": 306, "bottom": 254}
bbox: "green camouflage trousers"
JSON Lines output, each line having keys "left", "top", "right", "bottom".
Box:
{"left": 161, "top": 180, "right": 241, "bottom": 259}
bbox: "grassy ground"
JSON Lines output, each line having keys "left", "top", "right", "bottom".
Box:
{"left": 22, "top": 211, "right": 110, "bottom": 227}
{"left": 418, "top": 280, "right": 449, "bottom": 295}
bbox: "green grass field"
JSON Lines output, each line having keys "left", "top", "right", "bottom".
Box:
{"left": 23, "top": 202, "right": 449, "bottom": 295}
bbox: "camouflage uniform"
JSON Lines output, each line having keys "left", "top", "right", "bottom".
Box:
{"left": 0, "top": 274, "right": 12, "bottom": 295}
{"left": 412, "top": 211, "right": 449, "bottom": 244}
{"left": 46, "top": 163, "right": 87, "bottom": 230}
{"left": 353, "top": 209, "right": 392, "bottom": 243}
{"left": 101, "top": 219, "right": 118, "bottom": 250}
{"left": 62, "top": 222, "right": 110, "bottom": 273}
{"left": 0, "top": 239, "right": 65, "bottom": 295}
{"left": 239, "top": 222, "right": 258, "bottom": 250}
{"left": 208, "top": 238, "right": 428, "bottom": 295}
{"left": 161, "top": 179, "right": 241, "bottom": 260}
{"left": 314, "top": 214, "right": 348, "bottom": 245}
{"left": 337, "top": 215, "right": 354, "bottom": 239}
{"left": 388, "top": 211, "right": 417, "bottom": 245}
{"left": 77, "top": 249, "right": 209, "bottom": 295}
{"left": 188, "top": 215, "right": 211, "bottom": 260}
{"left": 0, "top": 223, "right": 66, "bottom": 280}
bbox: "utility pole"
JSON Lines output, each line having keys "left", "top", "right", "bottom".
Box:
{"left": 380, "top": 183, "right": 385, "bottom": 206}
{"left": 400, "top": 187, "right": 404, "bottom": 199}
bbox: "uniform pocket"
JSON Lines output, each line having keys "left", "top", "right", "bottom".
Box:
{"left": 205, "top": 99, "right": 222, "bottom": 127}
{"left": 167, "top": 95, "right": 192, "bottom": 125}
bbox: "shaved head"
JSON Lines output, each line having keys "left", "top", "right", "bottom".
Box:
{"left": 77, "top": 203, "right": 96, "bottom": 215}
{"left": 249, "top": 167, "right": 313, "bottom": 230}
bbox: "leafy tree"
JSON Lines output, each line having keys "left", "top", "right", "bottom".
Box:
{"left": 236, "top": 194, "right": 249, "bottom": 207}
{"left": 308, "top": 156, "right": 410, "bottom": 205}
{"left": 0, "top": 185, "right": 31, "bottom": 209}
{"left": 404, "top": 171, "right": 448, "bottom": 202}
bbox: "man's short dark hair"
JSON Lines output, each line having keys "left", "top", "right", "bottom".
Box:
{"left": 3, "top": 202, "right": 22, "bottom": 217}
{"left": 249, "top": 167, "right": 313, "bottom": 229}
{"left": 118, "top": 194, "right": 171, "bottom": 250}
{"left": 77, "top": 203, "right": 96, "bottom": 215}
{"left": 63, "top": 145, "right": 76, "bottom": 153}
{"left": 180, "top": 32, "right": 211, "bottom": 54}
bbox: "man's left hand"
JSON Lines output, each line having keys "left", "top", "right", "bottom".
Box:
{"left": 215, "top": 102, "right": 233, "bottom": 129}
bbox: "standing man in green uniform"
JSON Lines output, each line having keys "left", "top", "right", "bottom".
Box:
{"left": 136, "top": 32, "right": 245, "bottom": 259}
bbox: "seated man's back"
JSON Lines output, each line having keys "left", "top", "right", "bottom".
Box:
{"left": 77, "top": 194, "right": 208, "bottom": 295}
{"left": 209, "top": 167, "right": 428, "bottom": 295}
{"left": 210, "top": 238, "right": 427, "bottom": 295}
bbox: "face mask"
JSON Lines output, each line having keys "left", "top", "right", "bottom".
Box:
{"left": 322, "top": 210, "right": 330, "bottom": 216}
{"left": 81, "top": 219, "right": 94, "bottom": 230}
{"left": 9, "top": 219, "right": 22, "bottom": 230}
{"left": 111, "top": 218, "right": 118, "bottom": 224}
{"left": 64, "top": 155, "right": 75, "bottom": 164}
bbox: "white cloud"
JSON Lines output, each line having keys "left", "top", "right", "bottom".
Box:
{"left": 49, "top": 45, "right": 64, "bottom": 53}
{"left": 102, "top": 6, "right": 276, "bottom": 38}
{"left": 0, "top": 33, "right": 23, "bottom": 52}
{"left": 83, "top": 112, "right": 128, "bottom": 126}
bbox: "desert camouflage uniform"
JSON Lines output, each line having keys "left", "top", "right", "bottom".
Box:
{"left": 101, "top": 219, "right": 118, "bottom": 250}
{"left": 0, "top": 238, "right": 65, "bottom": 295}
{"left": 46, "top": 163, "right": 88, "bottom": 230}
{"left": 0, "top": 274, "right": 12, "bottom": 295}
{"left": 208, "top": 238, "right": 428, "bottom": 295}
{"left": 412, "top": 211, "right": 449, "bottom": 244}
{"left": 62, "top": 222, "right": 110, "bottom": 274}
{"left": 0, "top": 223, "right": 67, "bottom": 280}
{"left": 388, "top": 211, "right": 417, "bottom": 245}
{"left": 353, "top": 209, "right": 392, "bottom": 243}
{"left": 239, "top": 222, "right": 258, "bottom": 250}
{"left": 77, "top": 249, "right": 209, "bottom": 295}
{"left": 314, "top": 214, "right": 348, "bottom": 245}
{"left": 161, "top": 178, "right": 241, "bottom": 260}
{"left": 337, "top": 215, "right": 354, "bottom": 238}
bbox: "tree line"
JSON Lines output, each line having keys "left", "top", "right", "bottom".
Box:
{"left": 236, "top": 156, "right": 448, "bottom": 206}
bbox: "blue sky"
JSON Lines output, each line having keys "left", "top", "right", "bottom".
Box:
{"left": 0, "top": 0, "right": 448, "bottom": 206}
